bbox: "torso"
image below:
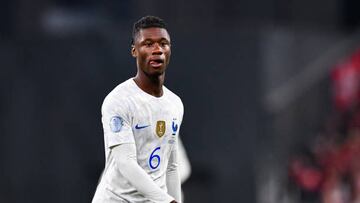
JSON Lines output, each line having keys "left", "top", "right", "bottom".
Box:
{"left": 95, "top": 78, "right": 183, "bottom": 202}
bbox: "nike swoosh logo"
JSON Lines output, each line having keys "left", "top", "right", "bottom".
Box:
{"left": 135, "top": 124, "right": 150, "bottom": 129}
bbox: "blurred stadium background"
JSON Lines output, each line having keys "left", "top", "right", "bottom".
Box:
{"left": 1, "top": 0, "right": 360, "bottom": 202}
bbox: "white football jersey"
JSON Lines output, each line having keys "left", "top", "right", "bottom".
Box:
{"left": 93, "top": 78, "right": 183, "bottom": 203}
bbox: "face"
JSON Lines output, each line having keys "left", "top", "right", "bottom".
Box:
{"left": 132, "top": 27, "right": 171, "bottom": 77}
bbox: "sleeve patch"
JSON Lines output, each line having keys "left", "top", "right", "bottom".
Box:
{"left": 109, "top": 116, "right": 123, "bottom": 133}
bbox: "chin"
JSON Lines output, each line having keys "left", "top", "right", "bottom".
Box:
{"left": 152, "top": 70, "right": 165, "bottom": 77}
{"left": 151, "top": 67, "right": 166, "bottom": 74}
{"left": 144, "top": 69, "right": 165, "bottom": 78}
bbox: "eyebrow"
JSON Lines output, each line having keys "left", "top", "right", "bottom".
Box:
{"left": 142, "top": 37, "right": 170, "bottom": 42}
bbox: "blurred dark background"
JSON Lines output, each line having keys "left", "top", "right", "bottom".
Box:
{"left": 1, "top": 0, "right": 360, "bottom": 202}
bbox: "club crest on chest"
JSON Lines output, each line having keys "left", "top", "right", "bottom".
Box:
{"left": 156, "top": 120, "right": 166, "bottom": 138}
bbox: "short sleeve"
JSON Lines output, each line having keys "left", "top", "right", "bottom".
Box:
{"left": 101, "top": 96, "right": 135, "bottom": 148}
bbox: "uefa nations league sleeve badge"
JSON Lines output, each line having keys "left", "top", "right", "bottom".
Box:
{"left": 110, "top": 116, "right": 123, "bottom": 133}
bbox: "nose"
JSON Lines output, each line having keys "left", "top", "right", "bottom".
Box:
{"left": 152, "top": 43, "right": 163, "bottom": 55}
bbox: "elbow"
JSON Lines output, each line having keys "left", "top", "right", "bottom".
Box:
{"left": 112, "top": 145, "right": 137, "bottom": 170}
{"left": 116, "top": 157, "right": 130, "bottom": 168}
{"left": 167, "top": 162, "right": 178, "bottom": 173}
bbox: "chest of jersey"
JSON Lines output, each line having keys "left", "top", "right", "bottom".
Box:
{"left": 131, "top": 99, "right": 180, "bottom": 141}
{"left": 129, "top": 97, "right": 181, "bottom": 171}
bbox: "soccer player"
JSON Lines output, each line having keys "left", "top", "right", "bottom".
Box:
{"left": 92, "top": 16, "right": 183, "bottom": 203}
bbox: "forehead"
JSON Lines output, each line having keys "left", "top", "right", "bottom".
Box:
{"left": 135, "top": 27, "right": 170, "bottom": 42}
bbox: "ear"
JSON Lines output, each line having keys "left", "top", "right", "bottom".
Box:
{"left": 131, "top": 45, "right": 137, "bottom": 58}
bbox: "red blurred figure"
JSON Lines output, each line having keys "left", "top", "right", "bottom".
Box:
{"left": 289, "top": 48, "right": 360, "bottom": 203}
{"left": 331, "top": 48, "right": 360, "bottom": 113}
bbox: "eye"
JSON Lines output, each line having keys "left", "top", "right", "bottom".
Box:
{"left": 160, "top": 41, "right": 170, "bottom": 47}
{"left": 144, "top": 41, "right": 153, "bottom": 47}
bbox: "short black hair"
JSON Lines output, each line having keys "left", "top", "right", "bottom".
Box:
{"left": 132, "top": 16, "right": 168, "bottom": 45}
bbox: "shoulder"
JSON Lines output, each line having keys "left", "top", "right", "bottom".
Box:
{"left": 164, "top": 86, "right": 184, "bottom": 110}
{"left": 165, "top": 86, "right": 182, "bottom": 102}
{"left": 101, "top": 79, "right": 135, "bottom": 113}
{"left": 164, "top": 87, "right": 185, "bottom": 122}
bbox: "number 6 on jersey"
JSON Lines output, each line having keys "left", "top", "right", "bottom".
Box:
{"left": 149, "top": 147, "right": 161, "bottom": 170}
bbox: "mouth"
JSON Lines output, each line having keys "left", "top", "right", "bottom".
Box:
{"left": 149, "top": 59, "right": 164, "bottom": 68}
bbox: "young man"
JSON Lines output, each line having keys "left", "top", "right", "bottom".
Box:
{"left": 92, "top": 16, "right": 182, "bottom": 203}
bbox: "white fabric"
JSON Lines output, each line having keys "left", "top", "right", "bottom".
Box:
{"left": 92, "top": 78, "right": 183, "bottom": 203}
{"left": 166, "top": 141, "right": 181, "bottom": 202}
{"left": 178, "top": 138, "right": 191, "bottom": 183}
{"left": 114, "top": 143, "right": 174, "bottom": 202}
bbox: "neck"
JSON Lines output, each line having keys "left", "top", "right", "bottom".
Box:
{"left": 133, "top": 72, "right": 165, "bottom": 97}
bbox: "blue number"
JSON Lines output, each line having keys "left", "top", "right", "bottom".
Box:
{"left": 149, "top": 147, "right": 161, "bottom": 169}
